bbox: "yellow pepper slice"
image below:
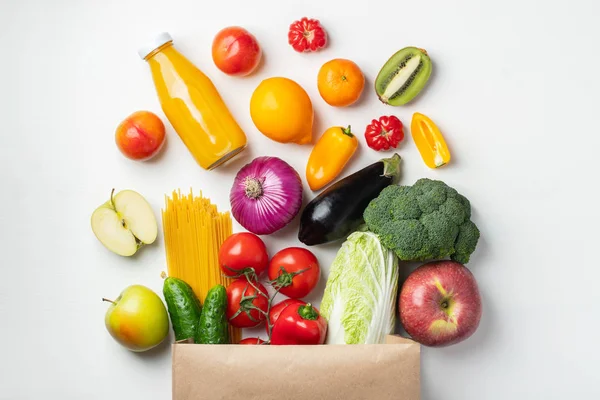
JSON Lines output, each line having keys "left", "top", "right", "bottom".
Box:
{"left": 306, "top": 125, "right": 358, "bottom": 191}
{"left": 411, "top": 112, "right": 451, "bottom": 169}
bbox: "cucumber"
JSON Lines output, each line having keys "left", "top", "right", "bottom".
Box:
{"left": 163, "top": 277, "right": 202, "bottom": 342}
{"left": 196, "top": 285, "right": 229, "bottom": 344}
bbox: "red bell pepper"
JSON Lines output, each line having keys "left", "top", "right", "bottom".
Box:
{"left": 270, "top": 303, "right": 327, "bottom": 345}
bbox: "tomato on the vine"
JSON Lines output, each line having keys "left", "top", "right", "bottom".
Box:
{"left": 268, "top": 247, "right": 320, "bottom": 299}
{"left": 270, "top": 303, "right": 327, "bottom": 345}
{"left": 266, "top": 298, "right": 306, "bottom": 334}
{"left": 239, "top": 337, "right": 265, "bottom": 345}
{"left": 219, "top": 232, "right": 269, "bottom": 278}
{"left": 226, "top": 278, "right": 269, "bottom": 328}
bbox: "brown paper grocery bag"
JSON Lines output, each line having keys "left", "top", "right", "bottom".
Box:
{"left": 172, "top": 335, "right": 420, "bottom": 400}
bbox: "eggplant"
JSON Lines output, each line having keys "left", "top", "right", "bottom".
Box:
{"left": 298, "top": 154, "right": 401, "bottom": 245}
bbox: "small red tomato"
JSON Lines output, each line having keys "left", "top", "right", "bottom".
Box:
{"left": 219, "top": 232, "right": 269, "bottom": 278}
{"left": 364, "top": 115, "right": 405, "bottom": 151}
{"left": 288, "top": 17, "right": 327, "bottom": 53}
{"left": 268, "top": 247, "right": 320, "bottom": 299}
{"left": 212, "top": 26, "right": 262, "bottom": 76}
{"left": 226, "top": 278, "right": 269, "bottom": 328}
{"left": 270, "top": 303, "right": 327, "bottom": 345}
{"left": 266, "top": 298, "right": 306, "bottom": 334}
{"left": 239, "top": 337, "right": 265, "bottom": 345}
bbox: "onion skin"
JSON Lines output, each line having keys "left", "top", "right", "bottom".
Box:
{"left": 230, "top": 157, "right": 303, "bottom": 235}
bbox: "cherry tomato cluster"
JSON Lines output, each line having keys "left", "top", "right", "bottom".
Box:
{"left": 218, "top": 232, "right": 327, "bottom": 345}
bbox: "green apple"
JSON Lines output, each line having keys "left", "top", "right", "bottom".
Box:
{"left": 103, "top": 285, "right": 169, "bottom": 352}
{"left": 91, "top": 189, "right": 157, "bottom": 256}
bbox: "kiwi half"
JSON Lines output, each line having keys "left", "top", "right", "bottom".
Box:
{"left": 375, "top": 47, "right": 432, "bottom": 106}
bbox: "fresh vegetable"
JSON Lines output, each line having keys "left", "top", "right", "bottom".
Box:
{"left": 268, "top": 248, "right": 320, "bottom": 299}
{"left": 103, "top": 285, "right": 169, "bottom": 352}
{"left": 91, "top": 189, "right": 158, "bottom": 257}
{"left": 115, "top": 111, "right": 165, "bottom": 161}
{"left": 317, "top": 59, "right": 365, "bottom": 107}
{"left": 320, "top": 231, "right": 398, "bottom": 344}
{"left": 270, "top": 303, "right": 327, "bottom": 345}
{"left": 162, "top": 277, "right": 202, "bottom": 342}
{"left": 196, "top": 285, "right": 229, "bottom": 344}
{"left": 411, "top": 112, "right": 451, "bottom": 168}
{"left": 239, "top": 337, "right": 266, "bottom": 345}
{"left": 399, "top": 261, "right": 482, "bottom": 347}
{"left": 288, "top": 17, "right": 327, "bottom": 53}
{"left": 375, "top": 47, "right": 432, "bottom": 106}
{"left": 298, "top": 154, "right": 401, "bottom": 246}
{"left": 364, "top": 178, "right": 480, "bottom": 264}
{"left": 211, "top": 26, "right": 261, "bottom": 76}
{"left": 219, "top": 232, "right": 269, "bottom": 278}
{"left": 306, "top": 125, "right": 358, "bottom": 191}
{"left": 226, "top": 279, "right": 269, "bottom": 328}
{"left": 250, "top": 77, "right": 313, "bottom": 144}
{"left": 266, "top": 298, "right": 306, "bottom": 334}
{"left": 230, "top": 157, "right": 303, "bottom": 235}
{"left": 364, "top": 115, "right": 404, "bottom": 151}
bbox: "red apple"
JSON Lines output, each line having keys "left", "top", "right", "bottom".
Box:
{"left": 212, "top": 26, "right": 261, "bottom": 76}
{"left": 399, "top": 260, "right": 482, "bottom": 347}
{"left": 115, "top": 111, "right": 165, "bottom": 161}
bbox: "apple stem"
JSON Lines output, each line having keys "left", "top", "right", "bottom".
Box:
{"left": 102, "top": 298, "right": 115, "bottom": 304}
{"left": 109, "top": 188, "right": 116, "bottom": 209}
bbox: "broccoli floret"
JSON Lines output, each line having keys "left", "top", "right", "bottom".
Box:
{"left": 364, "top": 178, "right": 480, "bottom": 264}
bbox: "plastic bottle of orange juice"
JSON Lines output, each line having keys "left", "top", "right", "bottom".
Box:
{"left": 138, "top": 32, "right": 247, "bottom": 170}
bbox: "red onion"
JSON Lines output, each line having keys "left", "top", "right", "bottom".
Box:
{"left": 230, "top": 156, "right": 303, "bottom": 235}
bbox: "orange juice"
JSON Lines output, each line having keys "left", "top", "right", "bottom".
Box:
{"left": 139, "top": 33, "right": 247, "bottom": 170}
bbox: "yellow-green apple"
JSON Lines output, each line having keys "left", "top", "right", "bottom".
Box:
{"left": 115, "top": 111, "right": 165, "bottom": 160}
{"left": 399, "top": 261, "right": 482, "bottom": 347}
{"left": 103, "top": 285, "right": 169, "bottom": 352}
{"left": 91, "top": 189, "right": 157, "bottom": 256}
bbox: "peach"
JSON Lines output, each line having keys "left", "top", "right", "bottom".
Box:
{"left": 115, "top": 111, "right": 165, "bottom": 160}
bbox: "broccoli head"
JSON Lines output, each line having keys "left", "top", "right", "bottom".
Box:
{"left": 363, "top": 178, "right": 480, "bottom": 264}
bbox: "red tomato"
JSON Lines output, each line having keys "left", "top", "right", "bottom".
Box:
{"left": 268, "top": 247, "right": 320, "bottom": 299}
{"left": 212, "top": 26, "right": 262, "bottom": 76}
{"left": 239, "top": 337, "right": 265, "bottom": 345}
{"left": 270, "top": 303, "right": 327, "bottom": 345}
{"left": 364, "top": 115, "right": 404, "bottom": 151}
{"left": 288, "top": 17, "right": 327, "bottom": 53}
{"left": 226, "top": 278, "right": 269, "bottom": 328}
{"left": 219, "top": 232, "right": 268, "bottom": 278}
{"left": 265, "top": 298, "right": 306, "bottom": 334}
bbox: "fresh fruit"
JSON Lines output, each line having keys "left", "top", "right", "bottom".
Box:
{"left": 411, "top": 112, "right": 451, "bottom": 168}
{"left": 364, "top": 116, "right": 404, "bottom": 151}
{"left": 163, "top": 277, "right": 202, "bottom": 342}
{"left": 298, "top": 154, "right": 401, "bottom": 246}
{"left": 219, "top": 232, "right": 269, "bottom": 278}
{"left": 399, "top": 261, "right": 482, "bottom": 347}
{"left": 226, "top": 279, "right": 269, "bottom": 328}
{"left": 288, "top": 17, "right": 327, "bottom": 52}
{"left": 306, "top": 125, "right": 358, "bottom": 191}
{"left": 268, "top": 248, "right": 320, "bottom": 299}
{"left": 103, "top": 285, "right": 169, "bottom": 352}
{"left": 266, "top": 299, "right": 306, "bottom": 334}
{"left": 270, "top": 303, "right": 327, "bottom": 345}
{"left": 250, "top": 77, "right": 313, "bottom": 144}
{"left": 196, "top": 285, "right": 229, "bottom": 344}
{"left": 317, "top": 59, "right": 364, "bottom": 107}
{"left": 91, "top": 189, "right": 158, "bottom": 256}
{"left": 115, "top": 111, "right": 165, "bottom": 161}
{"left": 239, "top": 337, "right": 265, "bottom": 345}
{"left": 375, "top": 47, "right": 432, "bottom": 106}
{"left": 211, "top": 26, "right": 262, "bottom": 76}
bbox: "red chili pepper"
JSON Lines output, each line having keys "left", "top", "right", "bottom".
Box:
{"left": 288, "top": 17, "right": 327, "bottom": 53}
{"left": 270, "top": 303, "right": 327, "bottom": 345}
{"left": 364, "top": 115, "right": 404, "bottom": 151}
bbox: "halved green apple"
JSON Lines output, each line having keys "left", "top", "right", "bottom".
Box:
{"left": 91, "top": 189, "right": 157, "bottom": 256}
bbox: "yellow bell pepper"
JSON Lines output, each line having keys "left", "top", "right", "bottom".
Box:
{"left": 411, "top": 112, "right": 451, "bottom": 168}
{"left": 306, "top": 125, "right": 358, "bottom": 191}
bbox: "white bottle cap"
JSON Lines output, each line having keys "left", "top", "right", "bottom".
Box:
{"left": 138, "top": 32, "right": 173, "bottom": 59}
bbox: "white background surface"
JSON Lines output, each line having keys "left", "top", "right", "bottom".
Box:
{"left": 1, "top": 0, "right": 599, "bottom": 398}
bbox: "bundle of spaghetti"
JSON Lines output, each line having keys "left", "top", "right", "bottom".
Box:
{"left": 162, "top": 188, "right": 241, "bottom": 344}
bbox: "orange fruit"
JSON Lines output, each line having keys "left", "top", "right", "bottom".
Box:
{"left": 317, "top": 59, "right": 365, "bottom": 107}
